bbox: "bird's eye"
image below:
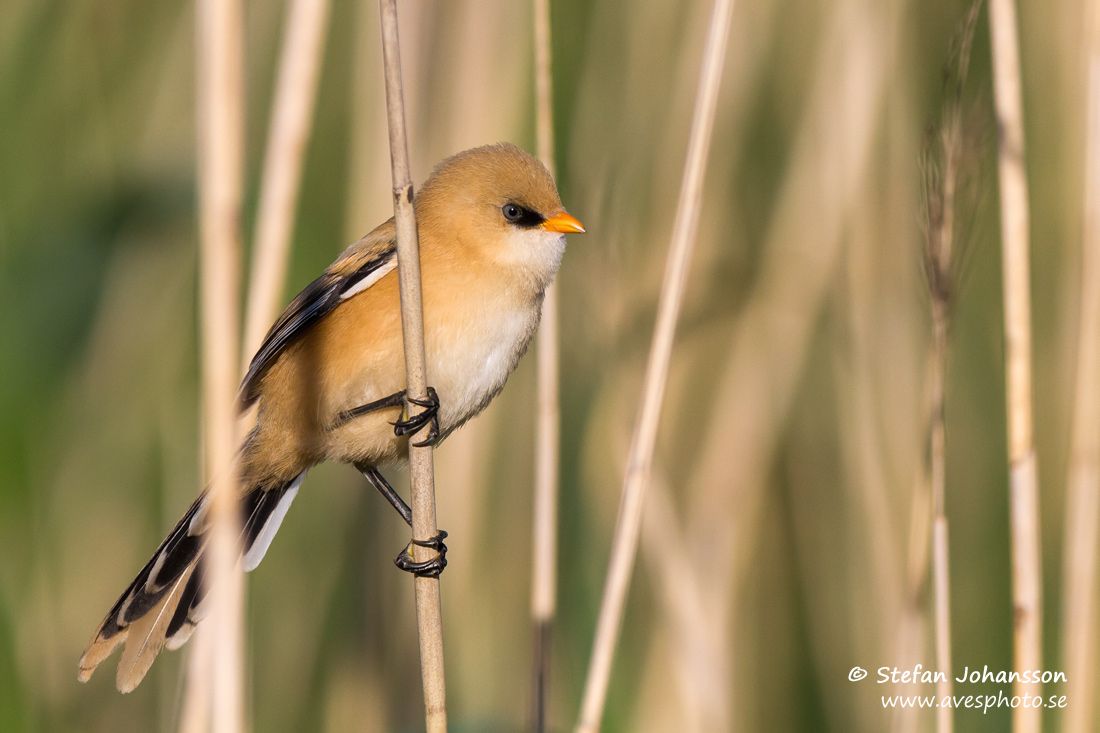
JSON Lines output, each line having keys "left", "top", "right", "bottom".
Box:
{"left": 501, "top": 203, "right": 546, "bottom": 228}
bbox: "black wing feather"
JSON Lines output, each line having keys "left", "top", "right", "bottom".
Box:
{"left": 165, "top": 564, "right": 203, "bottom": 639}
{"left": 237, "top": 243, "right": 396, "bottom": 409}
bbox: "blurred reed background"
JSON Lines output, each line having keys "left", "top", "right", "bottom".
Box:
{"left": 0, "top": 0, "right": 1095, "bottom": 730}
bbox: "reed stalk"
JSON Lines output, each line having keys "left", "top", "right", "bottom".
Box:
{"left": 988, "top": 0, "right": 1043, "bottom": 730}
{"left": 191, "top": 0, "right": 245, "bottom": 729}
{"left": 1062, "top": 1, "right": 1100, "bottom": 730}
{"left": 531, "top": 0, "right": 559, "bottom": 728}
{"left": 929, "top": 302, "right": 953, "bottom": 733}
{"left": 377, "top": 0, "right": 447, "bottom": 728}
{"left": 574, "top": 0, "right": 735, "bottom": 728}
{"left": 919, "top": 8, "right": 980, "bottom": 729}
{"left": 927, "top": 116, "right": 955, "bottom": 733}
{"left": 178, "top": 630, "right": 212, "bottom": 733}
{"left": 893, "top": 473, "right": 931, "bottom": 733}
{"left": 241, "top": 0, "right": 332, "bottom": 366}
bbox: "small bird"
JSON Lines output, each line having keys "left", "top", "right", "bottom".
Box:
{"left": 77, "top": 142, "right": 584, "bottom": 692}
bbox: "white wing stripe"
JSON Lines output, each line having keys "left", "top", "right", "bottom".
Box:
{"left": 340, "top": 259, "right": 397, "bottom": 300}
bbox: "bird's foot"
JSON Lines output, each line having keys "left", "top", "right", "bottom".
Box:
{"left": 392, "top": 387, "right": 440, "bottom": 447}
{"left": 394, "top": 530, "right": 448, "bottom": 577}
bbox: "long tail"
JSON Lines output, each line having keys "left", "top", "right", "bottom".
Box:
{"left": 77, "top": 471, "right": 305, "bottom": 692}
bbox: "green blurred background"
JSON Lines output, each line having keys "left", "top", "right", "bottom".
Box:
{"left": 0, "top": 0, "right": 1091, "bottom": 730}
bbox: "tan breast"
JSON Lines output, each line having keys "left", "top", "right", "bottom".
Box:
{"left": 270, "top": 247, "right": 541, "bottom": 469}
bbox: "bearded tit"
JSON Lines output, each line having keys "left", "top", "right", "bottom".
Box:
{"left": 78, "top": 142, "right": 585, "bottom": 692}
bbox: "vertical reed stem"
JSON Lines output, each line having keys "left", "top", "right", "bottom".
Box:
{"left": 194, "top": 0, "right": 245, "bottom": 729}
{"left": 930, "top": 302, "right": 953, "bottom": 733}
{"left": 1062, "top": 2, "right": 1100, "bottom": 731}
{"left": 377, "top": 1, "right": 447, "bottom": 729}
{"left": 904, "top": 10, "right": 980, "bottom": 730}
{"left": 531, "top": 0, "right": 559, "bottom": 728}
{"left": 988, "top": 1, "right": 1043, "bottom": 730}
{"left": 242, "top": 0, "right": 332, "bottom": 366}
{"left": 574, "top": 0, "right": 735, "bottom": 728}
{"left": 178, "top": 630, "right": 212, "bottom": 733}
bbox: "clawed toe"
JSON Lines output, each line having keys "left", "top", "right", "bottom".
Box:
{"left": 394, "top": 530, "right": 449, "bottom": 577}
{"left": 392, "top": 387, "right": 440, "bottom": 446}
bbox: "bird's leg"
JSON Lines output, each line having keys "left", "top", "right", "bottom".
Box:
{"left": 331, "top": 388, "right": 441, "bottom": 447}
{"left": 392, "top": 386, "right": 441, "bottom": 448}
{"left": 331, "top": 391, "right": 407, "bottom": 430}
{"left": 359, "top": 463, "right": 412, "bottom": 525}
{"left": 357, "top": 464, "right": 448, "bottom": 577}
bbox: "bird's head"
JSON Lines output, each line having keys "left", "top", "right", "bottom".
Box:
{"left": 415, "top": 143, "right": 585, "bottom": 291}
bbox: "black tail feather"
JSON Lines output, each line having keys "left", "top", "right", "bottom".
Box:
{"left": 78, "top": 471, "right": 305, "bottom": 691}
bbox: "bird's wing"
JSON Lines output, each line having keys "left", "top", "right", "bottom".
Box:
{"left": 237, "top": 219, "right": 398, "bottom": 410}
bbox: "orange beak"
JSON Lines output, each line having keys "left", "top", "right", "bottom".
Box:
{"left": 541, "top": 210, "right": 586, "bottom": 233}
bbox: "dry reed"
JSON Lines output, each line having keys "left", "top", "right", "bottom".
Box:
{"left": 894, "top": 475, "right": 931, "bottom": 733}
{"left": 377, "top": 0, "right": 447, "bottom": 728}
{"left": 178, "top": 630, "right": 212, "bottom": 733}
{"left": 574, "top": 0, "right": 735, "bottom": 728}
{"left": 988, "top": 0, "right": 1043, "bottom": 730}
{"left": 916, "top": 7, "right": 981, "bottom": 730}
{"left": 922, "top": 142, "right": 956, "bottom": 733}
{"left": 530, "top": 0, "right": 559, "bottom": 728}
{"left": 241, "top": 0, "right": 332, "bottom": 365}
{"left": 1061, "top": 1, "right": 1100, "bottom": 730}
{"left": 191, "top": 0, "right": 246, "bottom": 729}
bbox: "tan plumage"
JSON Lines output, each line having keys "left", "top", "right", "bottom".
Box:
{"left": 78, "top": 143, "right": 584, "bottom": 692}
